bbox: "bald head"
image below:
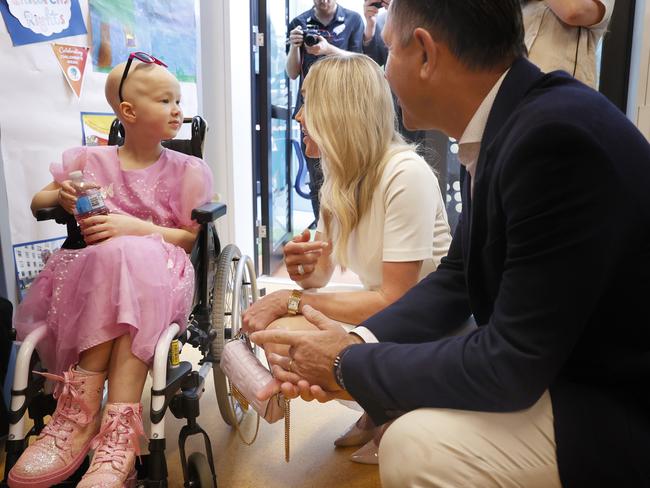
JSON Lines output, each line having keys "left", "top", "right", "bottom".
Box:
{"left": 105, "top": 61, "right": 180, "bottom": 115}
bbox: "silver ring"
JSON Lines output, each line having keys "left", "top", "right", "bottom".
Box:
{"left": 288, "top": 359, "right": 294, "bottom": 372}
{"left": 297, "top": 264, "right": 305, "bottom": 275}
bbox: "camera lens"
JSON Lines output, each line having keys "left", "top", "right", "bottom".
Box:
{"left": 304, "top": 34, "right": 318, "bottom": 47}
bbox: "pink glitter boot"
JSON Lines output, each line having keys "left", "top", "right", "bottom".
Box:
{"left": 8, "top": 366, "right": 106, "bottom": 488}
{"left": 77, "top": 402, "right": 144, "bottom": 488}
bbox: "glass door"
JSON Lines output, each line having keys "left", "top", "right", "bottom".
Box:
{"left": 255, "top": 0, "right": 293, "bottom": 276}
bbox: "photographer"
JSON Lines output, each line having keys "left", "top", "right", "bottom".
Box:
{"left": 286, "top": 0, "right": 363, "bottom": 223}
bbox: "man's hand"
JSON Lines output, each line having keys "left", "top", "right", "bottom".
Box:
{"left": 250, "top": 305, "right": 362, "bottom": 395}
{"left": 363, "top": 0, "right": 390, "bottom": 43}
{"left": 80, "top": 213, "right": 152, "bottom": 244}
{"left": 305, "top": 36, "right": 334, "bottom": 56}
{"left": 288, "top": 25, "right": 304, "bottom": 48}
{"left": 242, "top": 290, "right": 291, "bottom": 333}
{"left": 265, "top": 351, "right": 355, "bottom": 403}
{"left": 57, "top": 180, "right": 78, "bottom": 214}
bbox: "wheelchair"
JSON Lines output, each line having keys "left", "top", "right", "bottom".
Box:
{"left": 1, "top": 116, "right": 258, "bottom": 487}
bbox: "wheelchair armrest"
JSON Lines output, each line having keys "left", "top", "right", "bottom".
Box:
{"left": 192, "top": 202, "right": 227, "bottom": 224}
{"left": 35, "top": 206, "right": 75, "bottom": 225}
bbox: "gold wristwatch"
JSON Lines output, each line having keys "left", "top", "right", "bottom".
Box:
{"left": 287, "top": 290, "right": 302, "bottom": 315}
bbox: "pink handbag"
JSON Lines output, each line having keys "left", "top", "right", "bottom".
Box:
{"left": 220, "top": 335, "right": 291, "bottom": 461}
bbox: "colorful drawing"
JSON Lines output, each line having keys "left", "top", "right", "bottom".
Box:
{"left": 80, "top": 112, "right": 116, "bottom": 146}
{"left": 0, "top": 0, "right": 86, "bottom": 47}
{"left": 88, "top": 0, "right": 197, "bottom": 82}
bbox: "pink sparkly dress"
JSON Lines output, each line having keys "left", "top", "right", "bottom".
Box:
{"left": 14, "top": 145, "right": 213, "bottom": 375}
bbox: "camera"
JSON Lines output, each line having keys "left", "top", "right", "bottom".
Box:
{"left": 303, "top": 26, "right": 331, "bottom": 47}
{"left": 371, "top": 2, "right": 383, "bottom": 7}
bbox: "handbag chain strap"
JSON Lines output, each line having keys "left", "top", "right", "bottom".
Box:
{"left": 226, "top": 332, "right": 291, "bottom": 461}
{"left": 284, "top": 398, "right": 291, "bottom": 462}
{"left": 227, "top": 381, "right": 261, "bottom": 446}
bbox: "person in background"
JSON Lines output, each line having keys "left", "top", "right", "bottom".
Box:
{"left": 362, "top": 0, "right": 429, "bottom": 145}
{"left": 251, "top": 0, "right": 650, "bottom": 486}
{"left": 243, "top": 53, "right": 452, "bottom": 465}
{"left": 286, "top": 0, "right": 364, "bottom": 224}
{"left": 522, "top": 0, "right": 615, "bottom": 88}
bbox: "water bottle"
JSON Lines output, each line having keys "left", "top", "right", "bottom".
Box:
{"left": 69, "top": 170, "right": 109, "bottom": 224}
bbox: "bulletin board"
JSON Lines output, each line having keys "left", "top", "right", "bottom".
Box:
{"left": 0, "top": 0, "right": 199, "bottom": 299}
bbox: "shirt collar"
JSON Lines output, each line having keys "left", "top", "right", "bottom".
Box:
{"left": 307, "top": 5, "right": 344, "bottom": 27}
{"left": 458, "top": 69, "right": 509, "bottom": 146}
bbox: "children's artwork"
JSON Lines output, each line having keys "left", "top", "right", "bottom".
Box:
{"left": 13, "top": 237, "right": 66, "bottom": 301}
{"left": 89, "top": 0, "right": 197, "bottom": 82}
{"left": 80, "top": 112, "right": 116, "bottom": 146}
{"left": 52, "top": 44, "right": 89, "bottom": 98}
{"left": 0, "top": 0, "right": 87, "bottom": 47}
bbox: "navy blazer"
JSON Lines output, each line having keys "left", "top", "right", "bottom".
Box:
{"left": 343, "top": 58, "right": 650, "bottom": 487}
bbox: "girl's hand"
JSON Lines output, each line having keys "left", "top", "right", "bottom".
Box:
{"left": 80, "top": 214, "right": 153, "bottom": 244}
{"left": 242, "top": 290, "right": 292, "bottom": 333}
{"left": 283, "top": 229, "right": 329, "bottom": 282}
{"left": 57, "top": 180, "right": 78, "bottom": 214}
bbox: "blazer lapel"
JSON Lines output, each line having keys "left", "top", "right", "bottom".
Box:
{"left": 466, "top": 59, "right": 546, "bottom": 286}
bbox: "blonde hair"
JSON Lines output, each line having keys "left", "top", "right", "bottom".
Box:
{"left": 302, "top": 53, "right": 412, "bottom": 268}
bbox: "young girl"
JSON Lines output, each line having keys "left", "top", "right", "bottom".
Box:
{"left": 9, "top": 56, "right": 212, "bottom": 488}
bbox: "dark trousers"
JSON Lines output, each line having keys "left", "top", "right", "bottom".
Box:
{"left": 301, "top": 138, "right": 323, "bottom": 224}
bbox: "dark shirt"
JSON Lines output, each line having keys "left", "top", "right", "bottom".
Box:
{"left": 362, "top": 11, "right": 388, "bottom": 67}
{"left": 287, "top": 5, "right": 363, "bottom": 116}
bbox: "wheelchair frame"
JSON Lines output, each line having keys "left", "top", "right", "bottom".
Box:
{"left": 1, "top": 116, "right": 259, "bottom": 488}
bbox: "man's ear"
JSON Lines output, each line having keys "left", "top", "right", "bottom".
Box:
{"left": 413, "top": 27, "right": 437, "bottom": 81}
{"left": 120, "top": 102, "right": 136, "bottom": 124}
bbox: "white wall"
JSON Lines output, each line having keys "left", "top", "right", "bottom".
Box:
{"left": 199, "top": 0, "right": 255, "bottom": 259}
{"left": 627, "top": 0, "right": 650, "bottom": 139}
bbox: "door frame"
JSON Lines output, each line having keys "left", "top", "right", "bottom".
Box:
{"left": 254, "top": 0, "right": 293, "bottom": 276}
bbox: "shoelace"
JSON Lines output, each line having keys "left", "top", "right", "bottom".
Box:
{"left": 35, "top": 367, "right": 93, "bottom": 447}
{"left": 91, "top": 406, "right": 145, "bottom": 471}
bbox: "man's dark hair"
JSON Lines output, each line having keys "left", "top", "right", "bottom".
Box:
{"left": 390, "top": 0, "right": 527, "bottom": 70}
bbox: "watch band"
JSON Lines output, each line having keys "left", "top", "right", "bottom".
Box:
{"left": 287, "top": 289, "right": 302, "bottom": 315}
{"left": 333, "top": 345, "right": 355, "bottom": 390}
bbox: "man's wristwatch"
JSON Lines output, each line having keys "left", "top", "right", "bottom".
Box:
{"left": 333, "top": 345, "right": 355, "bottom": 390}
{"left": 287, "top": 290, "right": 302, "bottom": 315}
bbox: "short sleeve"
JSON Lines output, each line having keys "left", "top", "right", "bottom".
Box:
{"left": 49, "top": 146, "right": 88, "bottom": 183}
{"left": 171, "top": 156, "right": 214, "bottom": 230}
{"left": 382, "top": 154, "right": 440, "bottom": 262}
{"left": 346, "top": 13, "right": 364, "bottom": 54}
{"left": 590, "top": 0, "right": 615, "bottom": 32}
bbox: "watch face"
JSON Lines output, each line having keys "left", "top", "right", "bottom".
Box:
{"left": 288, "top": 295, "right": 300, "bottom": 314}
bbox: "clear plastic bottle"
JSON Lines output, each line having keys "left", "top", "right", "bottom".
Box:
{"left": 69, "top": 170, "right": 109, "bottom": 224}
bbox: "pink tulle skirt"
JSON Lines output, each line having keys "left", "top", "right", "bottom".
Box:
{"left": 14, "top": 234, "right": 194, "bottom": 375}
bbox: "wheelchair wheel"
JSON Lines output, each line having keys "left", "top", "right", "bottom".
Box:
{"left": 211, "top": 244, "right": 259, "bottom": 425}
{"left": 187, "top": 452, "right": 216, "bottom": 488}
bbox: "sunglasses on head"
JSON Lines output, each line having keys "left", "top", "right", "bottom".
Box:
{"left": 118, "top": 52, "right": 168, "bottom": 102}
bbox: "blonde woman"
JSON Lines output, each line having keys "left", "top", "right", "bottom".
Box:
{"left": 242, "top": 53, "right": 451, "bottom": 464}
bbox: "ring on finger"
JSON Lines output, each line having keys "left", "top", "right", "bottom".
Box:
{"left": 288, "top": 359, "right": 294, "bottom": 372}
{"left": 297, "top": 264, "right": 305, "bottom": 275}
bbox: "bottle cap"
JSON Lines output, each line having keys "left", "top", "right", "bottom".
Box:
{"left": 69, "top": 170, "right": 83, "bottom": 181}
